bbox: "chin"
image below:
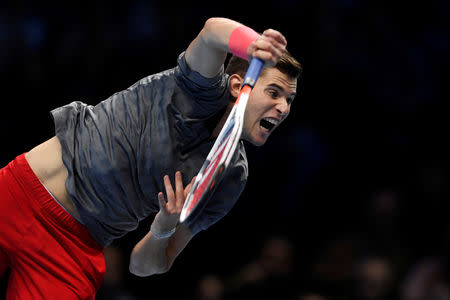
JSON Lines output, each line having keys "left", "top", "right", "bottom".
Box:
{"left": 242, "top": 129, "right": 269, "bottom": 146}
{"left": 249, "top": 137, "right": 267, "bottom": 147}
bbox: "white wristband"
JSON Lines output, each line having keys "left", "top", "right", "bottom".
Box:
{"left": 150, "top": 224, "right": 176, "bottom": 239}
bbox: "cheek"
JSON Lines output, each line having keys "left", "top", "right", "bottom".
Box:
{"left": 244, "top": 100, "right": 257, "bottom": 120}
{"left": 286, "top": 106, "right": 291, "bottom": 116}
{"left": 242, "top": 108, "right": 253, "bottom": 130}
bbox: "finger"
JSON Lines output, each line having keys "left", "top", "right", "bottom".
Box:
{"left": 262, "top": 29, "right": 287, "bottom": 46}
{"left": 175, "top": 171, "right": 184, "bottom": 207}
{"left": 184, "top": 176, "right": 197, "bottom": 198}
{"left": 163, "top": 175, "right": 175, "bottom": 204}
{"left": 253, "top": 38, "right": 284, "bottom": 58}
{"left": 252, "top": 50, "right": 277, "bottom": 67}
{"left": 261, "top": 33, "right": 287, "bottom": 53}
{"left": 157, "top": 192, "right": 167, "bottom": 213}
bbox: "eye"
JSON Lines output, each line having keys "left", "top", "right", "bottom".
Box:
{"left": 286, "top": 96, "right": 295, "bottom": 105}
{"left": 267, "top": 89, "right": 279, "bottom": 99}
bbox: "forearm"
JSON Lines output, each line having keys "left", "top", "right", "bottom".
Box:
{"left": 129, "top": 224, "right": 194, "bottom": 277}
{"left": 129, "top": 173, "right": 195, "bottom": 276}
{"left": 198, "top": 18, "right": 243, "bottom": 53}
{"left": 186, "top": 17, "right": 255, "bottom": 77}
{"left": 129, "top": 231, "right": 171, "bottom": 276}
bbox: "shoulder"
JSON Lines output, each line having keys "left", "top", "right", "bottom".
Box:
{"left": 175, "top": 52, "right": 229, "bottom": 96}
{"left": 126, "top": 67, "right": 178, "bottom": 93}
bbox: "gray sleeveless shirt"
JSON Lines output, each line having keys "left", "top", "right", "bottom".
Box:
{"left": 51, "top": 52, "right": 248, "bottom": 247}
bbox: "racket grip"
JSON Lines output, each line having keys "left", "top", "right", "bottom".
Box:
{"left": 243, "top": 58, "right": 264, "bottom": 88}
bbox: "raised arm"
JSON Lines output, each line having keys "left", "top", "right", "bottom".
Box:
{"left": 185, "top": 17, "right": 288, "bottom": 78}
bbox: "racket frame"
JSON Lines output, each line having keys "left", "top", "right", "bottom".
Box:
{"left": 180, "top": 58, "right": 263, "bottom": 224}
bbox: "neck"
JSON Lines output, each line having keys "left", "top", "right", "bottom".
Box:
{"left": 211, "top": 101, "right": 234, "bottom": 139}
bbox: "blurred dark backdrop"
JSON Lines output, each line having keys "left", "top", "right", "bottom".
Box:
{"left": 1, "top": 1, "right": 449, "bottom": 299}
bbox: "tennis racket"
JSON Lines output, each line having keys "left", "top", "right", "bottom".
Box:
{"left": 180, "top": 57, "right": 264, "bottom": 224}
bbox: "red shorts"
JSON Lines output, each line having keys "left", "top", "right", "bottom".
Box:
{"left": 0, "top": 154, "right": 105, "bottom": 299}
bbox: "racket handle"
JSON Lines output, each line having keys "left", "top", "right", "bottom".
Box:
{"left": 243, "top": 58, "right": 264, "bottom": 88}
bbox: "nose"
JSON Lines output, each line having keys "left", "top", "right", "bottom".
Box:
{"left": 276, "top": 99, "right": 290, "bottom": 116}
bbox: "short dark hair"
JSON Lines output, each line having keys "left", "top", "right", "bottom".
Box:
{"left": 225, "top": 49, "right": 302, "bottom": 80}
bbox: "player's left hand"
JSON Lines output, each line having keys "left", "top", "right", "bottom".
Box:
{"left": 152, "top": 172, "right": 195, "bottom": 234}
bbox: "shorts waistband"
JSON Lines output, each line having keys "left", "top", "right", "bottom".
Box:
{"left": 8, "top": 153, "right": 102, "bottom": 250}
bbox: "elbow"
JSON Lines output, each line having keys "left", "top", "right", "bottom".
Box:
{"left": 201, "top": 17, "right": 229, "bottom": 43}
{"left": 201, "top": 18, "right": 219, "bottom": 44}
{"left": 128, "top": 258, "right": 170, "bottom": 277}
{"left": 203, "top": 17, "right": 222, "bottom": 30}
{"left": 128, "top": 261, "right": 149, "bottom": 277}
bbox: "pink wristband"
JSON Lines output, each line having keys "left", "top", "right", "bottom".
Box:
{"left": 228, "top": 26, "right": 260, "bottom": 60}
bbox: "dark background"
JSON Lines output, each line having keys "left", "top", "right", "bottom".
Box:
{"left": 1, "top": 1, "right": 449, "bottom": 299}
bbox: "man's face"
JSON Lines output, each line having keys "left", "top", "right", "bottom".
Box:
{"left": 241, "top": 68, "right": 297, "bottom": 146}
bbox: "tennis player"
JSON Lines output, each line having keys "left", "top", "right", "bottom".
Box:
{"left": 0, "top": 17, "right": 301, "bottom": 299}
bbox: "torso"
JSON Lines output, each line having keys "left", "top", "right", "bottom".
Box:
{"left": 25, "top": 136, "right": 81, "bottom": 220}
{"left": 35, "top": 54, "right": 245, "bottom": 245}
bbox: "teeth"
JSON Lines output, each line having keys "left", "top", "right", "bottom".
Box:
{"left": 263, "top": 118, "right": 279, "bottom": 126}
{"left": 260, "top": 118, "right": 279, "bottom": 133}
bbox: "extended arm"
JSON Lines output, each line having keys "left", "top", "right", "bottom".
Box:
{"left": 185, "top": 17, "right": 288, "bottom": 78}
{"left": 129, "top": 172, "right": 195, "bottom": 276}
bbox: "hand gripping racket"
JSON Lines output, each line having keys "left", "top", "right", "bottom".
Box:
{"left": 180, "top": 57, "right": 264, "bottom": 224}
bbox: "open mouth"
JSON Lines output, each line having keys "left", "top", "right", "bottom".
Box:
{"left": 259, "top": 118, "right": 279, "bottom": 133}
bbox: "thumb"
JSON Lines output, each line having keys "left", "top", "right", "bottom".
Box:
{"left": 184, "top": 176, "right": 197, "bottom": 198}
{"left": 158, "top": 192, "right": 167, "bottom": 213}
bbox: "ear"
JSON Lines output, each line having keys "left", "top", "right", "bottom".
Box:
{"left": 228, "top": 74, "right": 243, "bottom": 98}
